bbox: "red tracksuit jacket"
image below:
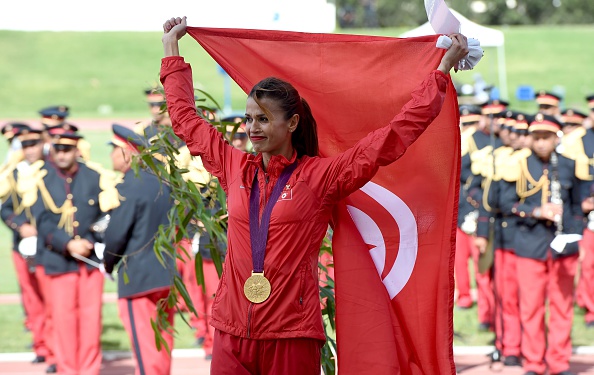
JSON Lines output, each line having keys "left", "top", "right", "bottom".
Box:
{"left": 161, "top": 56, "right": 448, "bottom": 341}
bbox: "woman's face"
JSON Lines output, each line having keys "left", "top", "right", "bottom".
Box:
{"left": 245, "top": 96, "right": 297, "bottom": 156}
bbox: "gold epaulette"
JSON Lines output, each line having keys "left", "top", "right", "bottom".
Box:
{"left": 470, "top": 145, "right": 493, "bottom": 177}
{"left": 498, "top": 148, "right": 532, "bottom": 183}
{"left": 177, "top": 146, "right": 212, "bottom": 186}
{"left": 77, "top": 139, "right": 92, "bottom": 162}
{"left": 0, "top": 163, "right": 17, "bottom": 201}
{"left": 559, "top": 128, "right": 592, "bottom": 181}
{"left": 461, "top": 127, "right": 477, "bottom": 157}
{"left": 84, "top": 160, "right": 123, "bottom": 212}
{"left": 15, "top": 160, "right": 46, "bottom": 210}
{"left": 133, "top": 121, "right": 151, "bottom": 135}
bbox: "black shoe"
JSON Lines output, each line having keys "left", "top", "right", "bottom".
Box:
{"left": 503, "top": 355, "right": 521, "bottom": 366}
{"left": 586, "top": 321, "right": 594, "bottom": 328}
{"left": 46, "top": 364, "right": 57, "bottom": 374}
{"left": 552, "top": 371, "right": 576, "bottom": 375}
{"left": 31, "top": 356, "right": 46, "bottom": 364}
{"left": 205, "top": 354, "right": 212, "bottom": 361}
{"left": 194, "top": 336, "right": 205, "bottom": 347}
{"left": 523, "top": 372, "right": 542, "bottom": 375}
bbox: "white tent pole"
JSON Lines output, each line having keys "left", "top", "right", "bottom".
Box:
{"left": 497, "top": 45, "right": 508, "bottom": 100}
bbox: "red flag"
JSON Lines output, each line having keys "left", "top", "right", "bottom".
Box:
{"left": 187, "top": 27, "right": 459, "bottom": 374}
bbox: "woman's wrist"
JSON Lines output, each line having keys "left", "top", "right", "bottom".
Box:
{"left": 162, "top": 35, "right": 180, "bottom": 57}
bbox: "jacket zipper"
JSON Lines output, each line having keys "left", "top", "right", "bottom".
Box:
{"left": 247, "top": 303, "right": 254, "bottom": 338}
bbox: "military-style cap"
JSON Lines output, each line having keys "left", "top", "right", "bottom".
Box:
{"left": 108, "top": 124, "right": 146, "bottom": 151}
{"left": 528, "top": 113, "right": 562, "bottom": 133}
{"left": 535, "top": 91, "right": 561, "bottom": 107}
{"left": 51, "top": 129, "right": 83, "bottom": 146}
{"left": 39, "top": 105, "right": 70, "bottom": 127}
{"left": 561, "top": 109, "right": 587, "bottom": 127}
{"left": 480, "top": 99, "right": 509, "bottom": 116}
{"left": 512, "top": 112, "right": 529, "bottom": 134}
{"left": 18, "top": 127, "right": 44, "bottom": 147}
{"left": 459, "top": 106, "right": 481, "bottom": 125}
{"left": 501, "top": 110, "right": 517, "bottom": 130}
{"left": 586, "top": 94, "right": 594, "bottom": 111}
{"left": 46, "top": 122, "right": 79, "bottom": 136}
{"left": 145, "top": 87, "right": 166, "bottom": 106}
{"left": 2, "top": 122, "right": 30, "bottom": 141}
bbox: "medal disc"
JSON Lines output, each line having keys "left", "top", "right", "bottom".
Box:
{"left": 243, "top": 273, "right": 271, "bottom": 303}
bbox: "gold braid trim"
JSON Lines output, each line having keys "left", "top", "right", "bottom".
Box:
{"left": 499, "top": 148, "right": 531, "bottom": 182}
{"left": 37, "top": 178, "right": 75, "bottom": 236}
{"left": 516, "top": 155, "right": 547, "bottom": 200}
{"left": 0, "top": 161, "right": 18, "bottom": 201}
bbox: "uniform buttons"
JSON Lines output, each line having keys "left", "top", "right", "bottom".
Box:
{"left": 520, "top": 212, "right": 526, "bottom": 217}
{"left": 73, "top": 221, "right": 79, "bottom": 228}
{"left": 66, "top": 178, "right": 73, "bottom": 183}
{"left": 511, "top": 207, "right": 517, "bottom": 213}
{"left": 466, "top": 197, "right": 472, "bottom": 202}
{"left": 543, "top": 169, "right": 549, "bottom": 175}
{"left": 10, "top": 223, "right": 17, "bottom": 229}
{"left": 88, "top": 199, "right": 95, "bottom": 205}
{"left": 66, "top": 194, "right": 73, "bottom": 200}
{"left": 502, "top": 222, "right": 508, "bottom": 228}
{"left": 73, "top": 207, "right": 78, "bottom": 212}
{"left": 74, "top": 235, "right": 81, "bottom": 240}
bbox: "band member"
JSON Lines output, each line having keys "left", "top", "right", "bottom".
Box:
{"left": 103, "top": 124, "right": 175, "bottom": 375}
{"left": 35, "top": 130, "right": 119, "bottom": 375}
{"left": 535, "top": 91, "right": 562, "bottom": 117}
{"left": 1, "top": 126, "right": 53, "bottom": 368}
{"left": 499, "top": 114, "right": 587, "bottom": 375}
{"left": 473, "top": 111, "right": 530, "bottom": 366}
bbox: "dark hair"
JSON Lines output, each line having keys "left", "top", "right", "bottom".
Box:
{"left": 249, "top": 77, "right": 319, "bottom": 158}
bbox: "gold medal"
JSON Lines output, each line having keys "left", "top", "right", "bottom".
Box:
{"left": 243, "top": 272, "right": 271, "bottom": 304}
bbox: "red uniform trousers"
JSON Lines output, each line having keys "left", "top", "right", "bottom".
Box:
{"left": 577, "top": 229, "right": 594, "bottom": 323}
{"left": 118, "top": 289, "right": 174, "bottom": 375}
{"left": 195, "top": 259, "right": 219, "bottom": 357}
{"left": 49, "top": 264, "right": 104, "bottom": 375}
{"left": 516, "top": 255, "right": 577, "bottom": 374}
{"left": 12, "top": 252, "right": 47, "bottom": 357}
{"left": 176, "top": 239, "right": 207, "bottom": 339}
{"left": 493, "top": 249, "right": 521, "bottom": 357}
{"left": 36, "top": 265, "right": 55, "bottom": 365}
{"left": 455, "top": 229, "right": 495, "bottom": 324}
{"left": 211, "top": 329, "right": 322, "bottom": 375}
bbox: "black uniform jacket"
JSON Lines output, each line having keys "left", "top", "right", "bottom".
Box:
{"left": 1, "top": 165, "right": 47, "bottom": 264}
{"left": 103, "top": 169, "right": 174, "bottom": 299}
{"left": 37, "top": 161, "right": 104, "bottom": 275}
{"left": 499, "top": 152, "right": 587, "bottom": 260}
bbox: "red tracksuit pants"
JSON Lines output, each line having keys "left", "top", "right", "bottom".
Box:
{"left": 49, "top": 264, "right": 104, "bottom": 375}
{"left": 455, "top": 229, "right": 495, "bottom": 324}
{"left": 516, "top": 254, "right": 577, "bottom": 374}
{"left": 118, "top": 289, "right": 174, "bottom": 375}
{"left": 493, "top": 249, "right": 521, "bottom": 357}
{"left": 577, "top": 228, "right": 594, "bottom": 323}
{"left": 12, "top": 252, "right": 47, "bottom": 358}
{"left": 211, "top": 330, "right": 322, "bottom": 375}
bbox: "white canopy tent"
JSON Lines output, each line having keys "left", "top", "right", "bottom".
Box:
{"left": 400, "top": 9, "right": 507, "bottom": 100}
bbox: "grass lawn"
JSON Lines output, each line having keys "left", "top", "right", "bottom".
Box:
{"left": 0, "top": 26, "right": 593, "bottom": 120}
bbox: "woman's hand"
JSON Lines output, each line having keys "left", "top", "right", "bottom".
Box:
{"left": 162, "top": 16, "right": 187, "bottom": 57}
{"left": 437, "top": 33, "right": 469, "bottom": 74}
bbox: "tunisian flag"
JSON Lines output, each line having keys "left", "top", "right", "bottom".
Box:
{"left": 187, "top": 27, "right": 460, "bottom": 374}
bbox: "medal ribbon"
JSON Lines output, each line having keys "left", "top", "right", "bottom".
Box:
{"left": 249, "top": 160, "right": 298, "bottom": 273}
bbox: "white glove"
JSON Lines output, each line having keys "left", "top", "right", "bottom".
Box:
{"left": 436, "top": 35, "right": 483, "bottom": 70}
{"left": 191, "top": 233, "right": 200, "bottom": 255}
